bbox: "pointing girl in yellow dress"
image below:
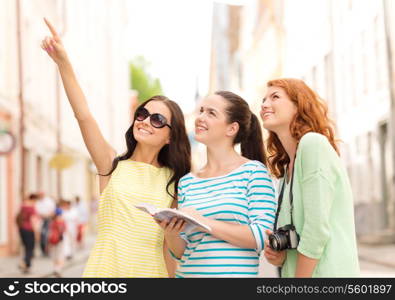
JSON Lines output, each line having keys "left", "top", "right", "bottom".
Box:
{"left": 41, "top": 18, "right": 191, "bottom": 277}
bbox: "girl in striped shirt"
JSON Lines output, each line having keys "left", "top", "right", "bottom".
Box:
{"left": 158, "top": 91, "right": 277, "bottom": 277}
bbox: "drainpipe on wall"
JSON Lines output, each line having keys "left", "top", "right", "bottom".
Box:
{"left": 382, "top": 0, "right": 395, "bottom": 233}
{"left": 16, "top": 0, "right": 25, "bottom": 202}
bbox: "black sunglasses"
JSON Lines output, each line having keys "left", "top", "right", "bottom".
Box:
{"left": 135, "top": 107, "right": 172, "bottom": 129}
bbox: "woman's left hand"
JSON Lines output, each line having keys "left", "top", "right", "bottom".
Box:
{"left": 156, "top": 217, "right": 186, "bottom": 239}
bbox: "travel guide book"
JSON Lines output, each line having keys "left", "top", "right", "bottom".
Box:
{"left": 135, "top": 203, "right": 212, "bottom": 234}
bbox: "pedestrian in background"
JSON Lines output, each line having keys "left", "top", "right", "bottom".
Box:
{"left": 60, "top": 200, "right": 78, "bottom": 261}
{"left": 16, "top": 193, "right": 40, "bottom": 274}
{"left": 260, "top": 78, "right": 360, "bottom": 277}
{"left": 48, "top": 207, "right": 66, "bottom": 277}
{"left": 36, "top": 191, "right": 56, "bottom": 257}
{"left": 75, "top": 196, "right": 88, "bottom": 249}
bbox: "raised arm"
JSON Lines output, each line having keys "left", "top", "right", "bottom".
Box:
{"left": 41, "top": 18, "right": 116, "bottom": 184}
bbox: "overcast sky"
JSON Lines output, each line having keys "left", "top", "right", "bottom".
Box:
{"left": 125, "top": 0, "right": 211, "bottom": 113}
{"left": 125, "top": 0, "right": 250, "bottom": 113}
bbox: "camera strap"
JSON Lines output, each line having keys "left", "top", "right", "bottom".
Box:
{"left": 273, "top": 155, "right": 296, "bottom": 230}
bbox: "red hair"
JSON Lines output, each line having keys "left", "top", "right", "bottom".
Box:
{"left": 266, "top": 78, "right": 339, "bottom": 178}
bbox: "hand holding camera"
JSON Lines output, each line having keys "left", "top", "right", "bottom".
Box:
{"left": 264, "top": 229, "right": 286, "bottom": 267}
{"left": 268, "top": 224, "right": 299, "bottom": 251}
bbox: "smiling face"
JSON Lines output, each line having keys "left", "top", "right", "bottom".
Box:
{"left": 194, "top": 94, "right": 239, "bottom": 146}
{"left": 132, "top": 100, "right": 172, "bottom": 148}
{"left": 260, "top": 86, "right": 298, "bottom": 134}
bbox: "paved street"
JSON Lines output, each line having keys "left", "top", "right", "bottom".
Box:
{"left": 1, "top": 236, "right": 394, "bottom": 278}
{"left": 61, "top": 260, "right": 86, "bottom": 278}
{"left": 359, "top": 260, "right": 395, "bottom": 277}
{"left": 0, "top": 235, "right": 95, "bottom": 278}
{"left": 59, "top": 253, "right": 395, "bottom": 278}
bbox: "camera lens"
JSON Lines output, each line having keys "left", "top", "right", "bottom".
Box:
{"left": 269, "top": 233, "right": 288, "bottom": 251}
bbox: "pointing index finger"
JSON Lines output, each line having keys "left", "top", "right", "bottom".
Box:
{"left": 44, "top": 17, "right": 59, "bottom": 38}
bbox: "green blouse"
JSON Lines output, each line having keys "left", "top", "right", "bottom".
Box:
{"left": 277, "top": 132, "right": 360, "bottom": 277}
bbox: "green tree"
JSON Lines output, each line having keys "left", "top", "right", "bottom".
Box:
{"left": 130, "top": 56, "right": 163, "bottom": 104}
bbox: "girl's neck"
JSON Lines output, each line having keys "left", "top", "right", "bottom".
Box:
{"left": 131, "top": 144, "right": 161, "bottom": 167}
{"left": 204, "top": 145, "right": 246, "bottom": 172}
{"left": 276, "top": 130, "right": 298, "bottom": 179}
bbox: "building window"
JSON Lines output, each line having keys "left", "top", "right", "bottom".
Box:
{"left": 374, "top": 14, "right": 389, "bottom": 90}
{"left": 348, "top": 0, "right": 354, "bottom": 10}
{"left": 374, "top": 16, "right": 380, "bottom": 90}
{"left": 361, "top": 30, "right": 368, "bottom": 95}
{"left": 341, "top": 53, "right": 350, "bottom": 113}
{"left": 311, "top": 66, "right": 317, "bottom": 90}
{"left": 350, "top": 41, "right": 357, "bottom": 106}
{"left": 356, "top": 136, "right": 361, "bottom": 155}
{"left": 324, "top": 53, "right": 335, "bottom": 117}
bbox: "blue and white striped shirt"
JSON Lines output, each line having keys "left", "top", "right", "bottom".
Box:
{"left": 174, "top": 160, "right": 277, "bottom": 278}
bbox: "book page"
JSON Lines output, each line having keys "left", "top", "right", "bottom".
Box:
{"left": 135, "top": 203, "right": 211, "bottom": 234}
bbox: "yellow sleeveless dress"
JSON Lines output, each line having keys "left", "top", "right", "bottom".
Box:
{"left": 83, "top": 160, "right": 174, "bottom": 277}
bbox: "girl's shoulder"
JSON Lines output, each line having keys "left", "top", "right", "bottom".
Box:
{"left": 178, "top": 172, "right": 195, "bottom": 186}
{"left": 297, "top": 132, "right": 341, "bottom": 176}
{"left": 241, "top": 160, "right": 270, "bottom": 176}
{"left": 242, "top": 159, "right": 267, "bottom": 169}
{"left": 299, "top": 132, "right": 329, "bottom": 148}
{"left": 298, "top": 132, "right": 336, "bottom": 157}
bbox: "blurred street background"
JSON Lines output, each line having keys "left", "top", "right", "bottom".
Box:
{"left": 1, "top": 0, "right": 395, "bottom": 277}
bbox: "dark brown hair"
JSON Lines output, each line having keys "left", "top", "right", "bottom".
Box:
{"left": 102, "top": 95, "right": 191, "bottom": 200}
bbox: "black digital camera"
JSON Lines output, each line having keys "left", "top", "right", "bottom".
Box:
{"left": 268, "top": 224, "right": 299, "bottom": 251}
